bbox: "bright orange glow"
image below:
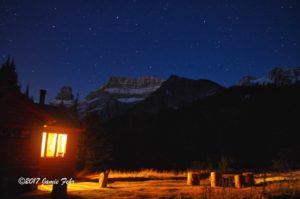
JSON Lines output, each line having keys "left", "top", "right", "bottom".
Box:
{"left": 41, "top": 132, "right": 47, "bottom": 157}
{"left": 46, "top": 133, "right": 57, "bottom": 157}
{"left": 41, "top": 132, "right": 68, "bottom": 158}
{"left": 56, "top": 134, "right": 67, "bottom": 157}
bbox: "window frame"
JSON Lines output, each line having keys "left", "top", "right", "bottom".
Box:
{"left": 41, "top": 132, "right": 68, "bottom": 158}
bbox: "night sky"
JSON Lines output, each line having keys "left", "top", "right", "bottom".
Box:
{"left": 1, "top": 0, "right": 300, "bottom": 101}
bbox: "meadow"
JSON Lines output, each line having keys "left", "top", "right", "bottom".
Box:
{"left": 14, "top": 170, "right": 300, "bottom": 199}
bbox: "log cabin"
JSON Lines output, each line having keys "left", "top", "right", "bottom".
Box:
{"left": 0, "top": 86, "right": 82, "bottom": 191}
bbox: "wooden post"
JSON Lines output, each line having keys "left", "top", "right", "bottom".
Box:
{"left": 187, "top": 172, "right": 199, "bottom": 185}
{"left": 243, "top": 172, "right": 254, "bottom": 186}
{"left": 51, "top": 182, "right": 67, "bottom": 199}
{"left": 99, "top": 171, "right": 109, "bottom": 188}
{"left": 210, "top": 172, "right": 222, "bottom": 187}
{"left": 234, "top": 174, "right": 245, "bottom": 188}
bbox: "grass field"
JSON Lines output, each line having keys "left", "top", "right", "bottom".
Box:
{"left": 13, "top": 170, "right": 300, "bottom": 199}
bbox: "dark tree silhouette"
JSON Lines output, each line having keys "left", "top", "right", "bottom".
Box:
{"left": 77, "top": 112, "right": 113, "bottom": 171}
{"left": 0, "top": 57, "right": 20, "bottom": 91}
{"left": 24, "top": 83, "right": 30, "bottom": 98}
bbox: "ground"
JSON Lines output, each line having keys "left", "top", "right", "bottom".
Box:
{"left": 7, "top": 170, "right": 300, "bottom": 199}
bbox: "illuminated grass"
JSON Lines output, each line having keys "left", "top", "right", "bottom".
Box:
{"left": 84, "top": 169, "right": 186, "bottom": 180}
{"left": 31, "top": 170, "right": 300, "bottom": 199}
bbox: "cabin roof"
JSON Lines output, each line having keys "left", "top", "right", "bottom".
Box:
{"left": 37, "top": 104, "right": 81, "bottom": 129}
{"left": 0, "top": 86, "right": 80, "bottom": 130}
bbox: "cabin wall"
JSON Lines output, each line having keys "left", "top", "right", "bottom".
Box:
{"left": 0, "top": 125, "right": 82, "bottom": 188}
{"left": 39, "top": 131, "right": 80, "bottom": 179}
{"left": 0, "top": 127, "right": 41, "bottom": 188}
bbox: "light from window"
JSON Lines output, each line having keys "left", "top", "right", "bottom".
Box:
{"left": 46, "top": 133, "right": 57, "bottom": 157}
{"left": 41, "top": 132, "right": 67, "bottom": 158}
{"left": 56, "top": 134, "right": 67, "bottom": 157}
{"left": 41, "top": 132, "right": 47, "bottom": 157}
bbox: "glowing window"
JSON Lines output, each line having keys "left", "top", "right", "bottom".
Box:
{"left": 56, "top": 134, "right": 67, "bottom": 157}
{"left": 41, "top": 132, "right": 68, "bottom": 158}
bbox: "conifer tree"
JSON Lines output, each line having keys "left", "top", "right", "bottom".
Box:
{"left": 77, "top": 112, "right": 112, "bottom": 171}
{"left": 0, "top": 57, "right": 20, "bottom": 91}
{"left": 24, "top": 84, "right": 30, "bottom": 98}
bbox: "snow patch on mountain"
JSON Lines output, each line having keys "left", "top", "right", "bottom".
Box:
{"left": 206, "top": 88, "right": 219, "bottom": 96}
{"left": 238, "top": 67, "right": 300, "bottom": 86}
{"left": 105, "top": 86, "right": 160, "bottom": 95}
{"left": 117, "top": 97, "right": 144, "bottom": 103}
{"left": 49, "top": 86, "right": 75, "bottom": 107}
{"left": 250, "top": 77, "right": 273, "bottom": 85}
{"left": 79, "top": 76, "right": 163, "bottom": 120}
{"left": 50, "top": 99, "right": 75, "bottom": 107}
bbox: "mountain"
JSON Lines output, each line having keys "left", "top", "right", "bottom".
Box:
{"left": 238, "top": 66, "right": 300, "bottom": 86}
{"left": 79, "top": 75, "right": 224, "bottom": 120}
{"left": 50, "top": 86, "right": 75, "bottom": 107}
{"left": 270, "top": 67, "right": 300, "bottom": 84}
{"left": 60, "top": 73, "right": 299, "bottom": 170}
{"left": 129, "top": 75, "right": 224, "bottom": 114}
{"left": 79, "top": 76, "right": 163, "bottom": 120}
{"left": 105, "top": 84, "right": 300, "bottom": 170}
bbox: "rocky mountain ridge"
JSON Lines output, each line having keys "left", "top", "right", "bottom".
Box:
{"left": 49, "top": 66, "right": 300, "bottom": 121}
{"left": 129, "top": 75, "right": 224, "bottom": 114}
{"left": 49, "top": 86, "right": 75, "bottom": 107}
{"left": 239, "top": 67, "right": 300, "bottom": 86}
{"left": 104, "top": 76, "right": 162, "bottom": 89}
{"left": 79, "top": 76, "right": 163, "bottom": 120}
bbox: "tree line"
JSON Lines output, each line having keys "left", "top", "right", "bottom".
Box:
{"left": 0, "top": 57, "right": 112, "bottom": 172}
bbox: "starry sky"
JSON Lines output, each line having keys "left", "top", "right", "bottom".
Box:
{"left": 1, "top": 0, "right": 300, "bottom": 102}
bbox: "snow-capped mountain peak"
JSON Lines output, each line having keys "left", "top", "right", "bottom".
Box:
{"left": 238, "top": 66, "right": 300, "bottom": 86}
{"left": 79, "top": 76, "right": 163, "bottom": 120}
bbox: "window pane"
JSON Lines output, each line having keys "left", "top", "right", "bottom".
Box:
{"left": 46, "top": 133, "right": 57, "bottom": 157}
{"left": 41, "top": 132, "right": 47, "bottom": 157}
{"left": 56, "top": 134, "right": 67, "bottom": 157}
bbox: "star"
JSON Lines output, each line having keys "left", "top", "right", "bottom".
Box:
{"left": 265, "top": 26, "right": 272, "bottom": 33}
{"left": 1, "top": 0, "right": 299, "bottom": 101}
{"left": 215, "top": 40, "right": 221, "bottom": 49}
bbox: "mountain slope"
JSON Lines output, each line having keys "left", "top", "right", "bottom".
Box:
{"left": 105, "top": 85, "right": 300, "bottom": 170}
{"left": 129, "top": 75, "right": 224, "bottom": 114}
{"left": 239, "top": 66, "right": 300, "bottom": 86}
{"left": 79, "top": 76, "right": 163, "bottom": 120}
{"left": 49, "top": 86, "right": 75, "bottom": 107}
